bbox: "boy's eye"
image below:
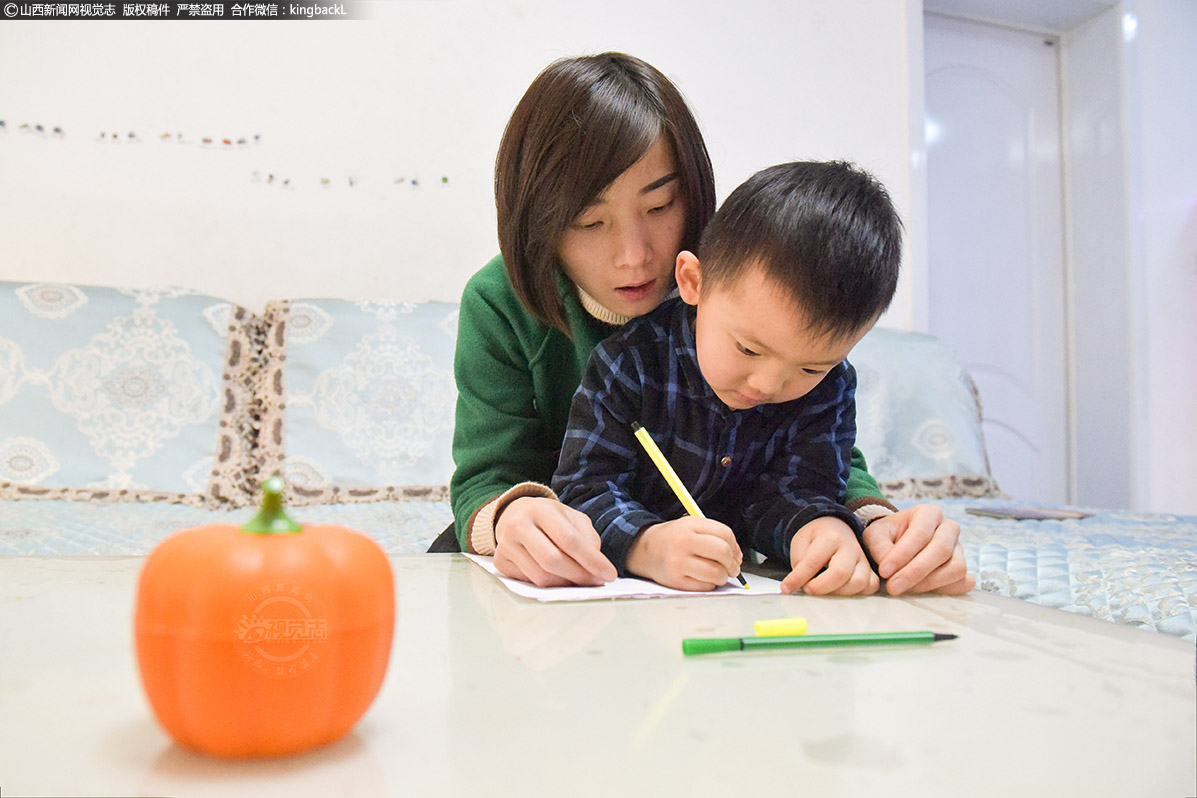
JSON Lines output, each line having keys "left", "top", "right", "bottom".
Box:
{"left": 803, "top": 368, "right": 826, "bottom": 376}
{"left": 737, "top": 343, "right": 760, "bottom": 357}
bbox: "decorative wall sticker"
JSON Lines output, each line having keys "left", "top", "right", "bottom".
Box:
{"left": 6, "top": 122, "right": 66, "bottom": 136}
{"left": 1, "top": 118, "right": 448, "bottom": 192}
{"left": 95, "top": 131, "right": 148, "bottom": 143}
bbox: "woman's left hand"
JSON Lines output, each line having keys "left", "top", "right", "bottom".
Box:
{"left": 860, "top": 503, "right": 975, "bottom": 595}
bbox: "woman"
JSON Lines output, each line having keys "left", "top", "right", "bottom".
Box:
{"left": 439, "top": 52, "right": 972, "bottom": 597}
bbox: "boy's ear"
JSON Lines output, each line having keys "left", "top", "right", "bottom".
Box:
{"left": 676, "top": 251, "right": 702, "bottom": 305}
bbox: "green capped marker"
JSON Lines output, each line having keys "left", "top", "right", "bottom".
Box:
{"left": 682, "top": 631, "right": 958, "bottom": 656}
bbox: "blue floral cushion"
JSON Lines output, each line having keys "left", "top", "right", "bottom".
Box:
{"left": 255, "top": 298, "right": 457, "bottom": 504}
{"left": 851, "top": 327, "right": 997, "bottom": 491}
{"left": 0, "top": 281, "right": 256, "bottom": 504}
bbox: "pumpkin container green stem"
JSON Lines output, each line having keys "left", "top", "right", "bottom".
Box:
{"left": 240, "top": 475, "right": 302, "bottom": 535}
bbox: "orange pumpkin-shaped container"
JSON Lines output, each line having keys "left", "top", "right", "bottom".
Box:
{"left": 135, "top": 476, "right": 395, "bottom": 758}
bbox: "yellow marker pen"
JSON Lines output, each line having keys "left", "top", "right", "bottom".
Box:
{"left": 631, "top": 422, "right": 749, "bottom": 588}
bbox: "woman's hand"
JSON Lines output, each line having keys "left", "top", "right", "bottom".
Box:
{"left": 492, "top": 497, "right": 617, "bottom": 587}
{"left": 860, "top": 503, "right": 975, "bottom": 595}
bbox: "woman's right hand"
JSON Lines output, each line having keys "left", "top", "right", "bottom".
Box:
{"left": 493, "top": 497, "right": 618, "bottom": 587}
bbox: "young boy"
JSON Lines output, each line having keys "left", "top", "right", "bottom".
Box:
{"left": 551, "top": 161, "right": 901, "bottom": 595}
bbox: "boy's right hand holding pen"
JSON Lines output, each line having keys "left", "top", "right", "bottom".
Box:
{"left": 781, "top": 515, "right": 881, "bottom": 596}
{"left": 626, "top": 517, "right": 745, "bottom": 592}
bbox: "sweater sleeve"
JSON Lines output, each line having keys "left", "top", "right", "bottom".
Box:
{"left": 551, "top": 343, "right": 663, "bottom": 575}
{"left": 846, "top": 446, "right": 899, "bottom": 517}
{"left": 449, "top": 266, "right": 557, "bottom": 552}
{"left": 736, "top": 365, "right": 864, "bottom": 561}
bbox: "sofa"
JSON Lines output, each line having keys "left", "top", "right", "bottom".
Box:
{"left": 2, "top": 279, "right": 1194, "bottom": 640}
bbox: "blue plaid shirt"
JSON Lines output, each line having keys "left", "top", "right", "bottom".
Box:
{"left": 552, "top": 297, "right": 862, "bottom": 576}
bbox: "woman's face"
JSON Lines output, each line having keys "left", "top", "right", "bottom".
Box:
{"left": 556, "top": 137, "right": 687, "bottom": 319}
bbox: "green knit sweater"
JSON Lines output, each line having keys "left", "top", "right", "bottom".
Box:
{"left": 449, "top": 255, "right": 893, "bottom": 550}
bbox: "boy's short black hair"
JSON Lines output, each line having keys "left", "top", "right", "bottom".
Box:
{"left": 697, "top": 161, "right": 902, "bottom": 341}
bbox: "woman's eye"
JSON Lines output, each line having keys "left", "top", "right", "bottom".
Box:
{"left": 647, "top": 199, "right": 674, "bottom": 214}
{"left": 573, "top": 219, "right": 603, "bottom": 231}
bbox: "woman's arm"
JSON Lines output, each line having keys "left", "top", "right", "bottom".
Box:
{"left": 844, "top": 447, "right": 899, "bottom": 519}
{"left": 450, "top": 264, "right": 615, "bottom": 585}
{"left": 841, "top": 425, "right": 973, "bottom": 595}
{"left": 449, "top": 274, "right": 552, "bottom": 552}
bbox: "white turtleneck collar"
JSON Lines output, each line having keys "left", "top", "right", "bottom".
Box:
{"left": 576, "top": 286, "right": 634, "bottom": 327}
{"left": 575, "top": 285, "right": 680, "bottom": 327}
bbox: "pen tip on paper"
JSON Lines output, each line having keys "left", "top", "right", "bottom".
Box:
{"left": 933, "top": 633, "right": 958, "bottom": 642}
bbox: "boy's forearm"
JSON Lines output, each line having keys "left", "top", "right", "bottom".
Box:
{"left": 746, "top": 500, "right": 863, "bottom": 561}
{"left": 554, "top": 471, "right": 661, "bottom": 576}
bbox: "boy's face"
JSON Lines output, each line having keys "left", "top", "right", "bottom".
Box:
{"left": 676, "top": 253, "right": 872, "bottom": 411}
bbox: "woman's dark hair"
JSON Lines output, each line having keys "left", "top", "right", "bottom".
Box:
{"left": 698, "top": 161, "right": 903, "bottom": 341}
{"left": 495, "top": 52, "right": 715, "bottom": 335}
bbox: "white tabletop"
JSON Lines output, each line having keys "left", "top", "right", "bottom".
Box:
{"left": 2, "top": 554, "right": 1194, "bottom": 797}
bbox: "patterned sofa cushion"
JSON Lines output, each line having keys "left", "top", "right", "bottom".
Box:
{"left": 0, "top": 282, "right": 256, "bottom": 506}
{"left": 850, "top": 327, "right": 1003, "bottom": 499}
{"left": 255, "top": 298, "right": 458, "bottom": 505}
{"left": 251, "top": 305, "right": 999, "bottom": 505}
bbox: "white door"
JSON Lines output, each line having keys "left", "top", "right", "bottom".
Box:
{"left": 924, "top": 13, "right": 1068, "bottom": 504}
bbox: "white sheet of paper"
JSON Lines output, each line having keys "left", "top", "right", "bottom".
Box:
{"left": 464, "top": 554, "right": 783, "bottom": 602}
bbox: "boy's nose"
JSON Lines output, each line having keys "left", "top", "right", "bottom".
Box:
{"left": 747, "top": 369, "right": 785, "bottom": 399}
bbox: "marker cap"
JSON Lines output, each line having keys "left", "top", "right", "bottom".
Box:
{"left": 754, "top": 617, "right": 808, "bottom": 637}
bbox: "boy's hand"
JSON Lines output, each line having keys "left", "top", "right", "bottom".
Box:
{"left": 860, "top": 503, "right": 975, "bottom": 595}
{"left": 782, "top": 516, "right": 880, "bottom": 596}
{"left": 627, "top": 517, "right": 744, "bottom": 591}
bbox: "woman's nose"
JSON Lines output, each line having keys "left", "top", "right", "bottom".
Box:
{"left": 615, "top": 221, "right": 652, "bottom": 269}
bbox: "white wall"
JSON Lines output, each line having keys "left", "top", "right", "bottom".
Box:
{"left": 1062, "top": 0, "right": 1197, "bottom": 515}
{"left": 0, "top": 0, "right": 925, "bottom": 325}
{"left": 1062, "top": 8, "right": 1136, "bottom": 509}
{"left": 1122, "top": 0, "right": 1197, "bottom": 514}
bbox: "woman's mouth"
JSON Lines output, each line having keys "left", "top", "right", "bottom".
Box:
{"left": 614, "top": 280, "right": 656, "bottom": 303}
